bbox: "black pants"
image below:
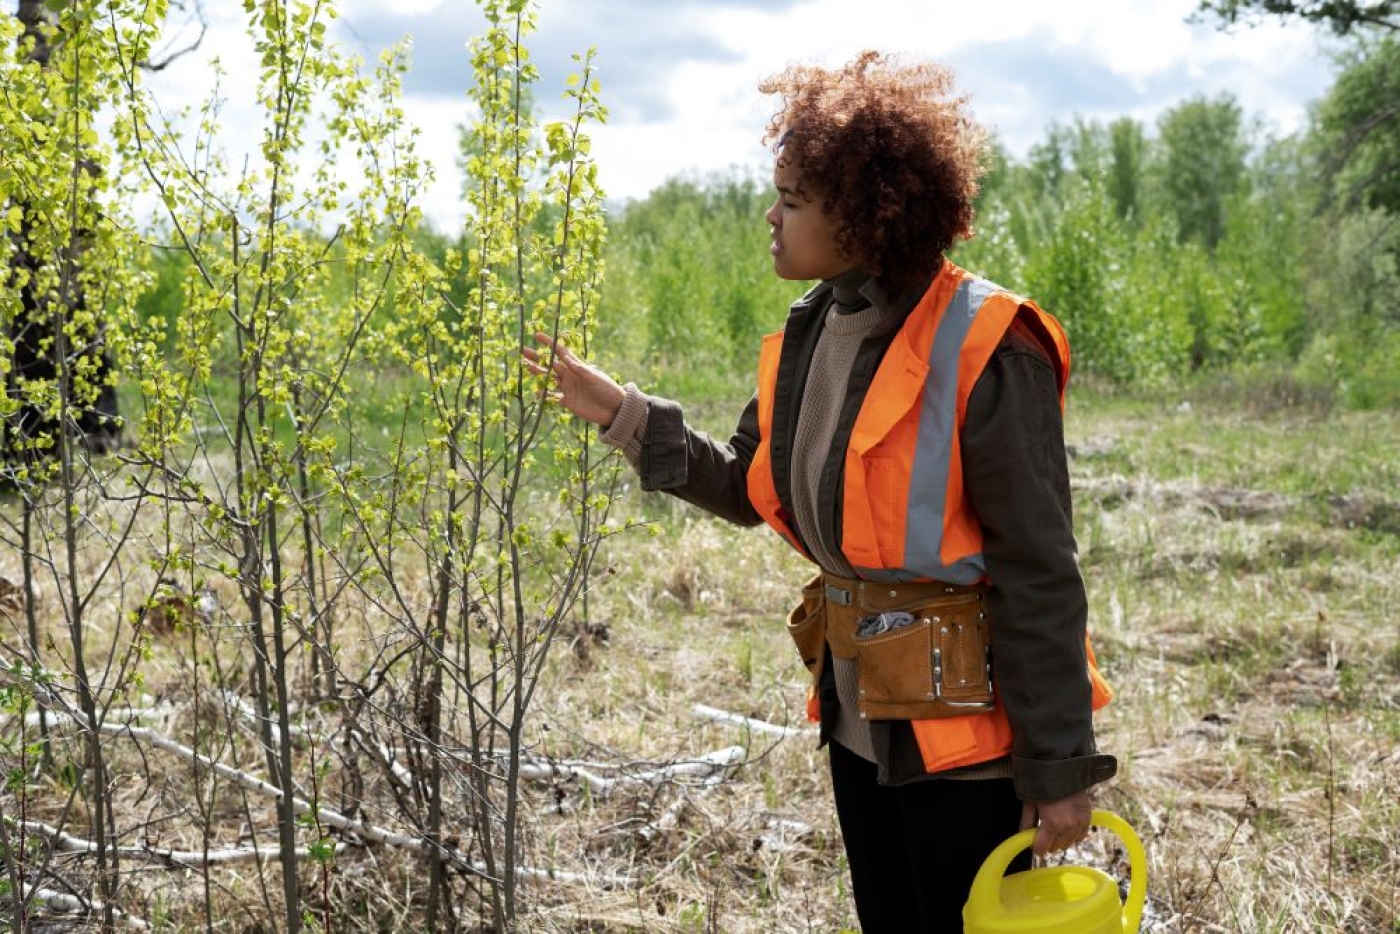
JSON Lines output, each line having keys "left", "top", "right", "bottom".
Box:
{"left": 829, "top": 740, "right": 1029, "bottom": 933}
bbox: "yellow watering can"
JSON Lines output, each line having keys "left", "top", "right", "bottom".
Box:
{"left": 962, "top": 810, "right": 1146, "bottom": 934}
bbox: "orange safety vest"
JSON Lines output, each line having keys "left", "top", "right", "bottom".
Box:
{"left": 748, "top": 261, "right": 1112, "bottom": 774}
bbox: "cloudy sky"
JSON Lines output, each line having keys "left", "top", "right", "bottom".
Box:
{"left": 145, "top": 0, "right": 1340, "bottom": 231}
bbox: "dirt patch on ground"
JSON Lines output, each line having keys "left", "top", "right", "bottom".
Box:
{"left": 1077, "top": 476, "right": 1400, "bottom": 538}
{"left": 1327, "top": 494, "right": 1400, "bottom": 535}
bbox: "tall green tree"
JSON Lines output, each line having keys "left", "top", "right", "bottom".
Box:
{"left": 1107, "top": 117, "right": 1147, "bottom": 223}
{"left": 1316, "top": 35, "right": 1400, "bottom": 214}
{"left": 1154, "top": 95, "right": 1250, "bottom": 249}
{"left": 1027, "top": 122, "right": 1073, "bottom": 201}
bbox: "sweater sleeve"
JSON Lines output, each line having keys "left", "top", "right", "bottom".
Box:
{"left": 600, "top": 382, "right": 649, "bottom": 466}
{"left": 961, "top": 323, "right": 1116, "bottom": 802}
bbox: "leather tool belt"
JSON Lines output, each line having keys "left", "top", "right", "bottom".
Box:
{"left": 786, "top": 571, "right": 995, "bottom": 721}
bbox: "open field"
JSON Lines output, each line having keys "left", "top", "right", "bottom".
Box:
{"left": 0, "top": 391, "right": 1396, "bottom": 932}
{"left": 514, "top": 392, "right": 1400, "bottom": 932}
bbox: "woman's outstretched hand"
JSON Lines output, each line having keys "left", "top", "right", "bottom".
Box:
{"left": 521, "top": 332, "right": 626, "bottom": 428}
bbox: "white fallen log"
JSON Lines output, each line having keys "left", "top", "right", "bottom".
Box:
{"left": 20, "top": 817, "right": 636, "bottom": 889}
{"left": 350, "top": 729, "right": 415, "bottom": 789}
{"left": 19, "top": 820, "right": 315, "bottom": 867}
{"left": 22, "top": 882, "right": 149, "bottom": 930}
{"left": 517, "top": 759, "right": 614, "bottom": 791}
{"left": 640, "top": 772, "right": 726, "bottom": 841}
{"left": 477, "top": 862, "right": 635, "bottom": 888}
{"left": 519, "top": 745, "right": 746, "bottom": 797}
{"left": 757, "top": 817, "right": 816, "bottom": 852}
{"left": 96, "top": 721, "right": 431, "bottom": 854}
{"left": 692, "top": 704, "right": 811, "bottom": 739}
{"left": 1, "top": 706, "right": 177, "bottom": 730}
{"left": 636, "top": 748, "right": 746, "bottom": 841}
{"left": 17, "top": 689, "right": 642, "bottom": 891}
{"left": 217, "top": 690, "right": 301, "bottom": 747}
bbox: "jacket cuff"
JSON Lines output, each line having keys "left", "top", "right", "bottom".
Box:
{"left": 638, "top": 395, "right": 689, "bottom": 490}
{"left": 1012, "top": 753, "right": 1118, "bottom": 802}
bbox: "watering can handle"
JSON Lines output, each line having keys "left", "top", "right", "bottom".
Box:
{"left": 965, "top": 809, "right": 1147, "bottom": 933}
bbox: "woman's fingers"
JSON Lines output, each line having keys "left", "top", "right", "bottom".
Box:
{"left": 526, "top": 331, "right": 583, "bottom": 382}
{"left": 520, "top": 332, "right": 624, "bottom": 427}
{"left": 523, "top": 334, "right": 570, "bottom": 378}
{"left": 1024, "top": 792, "right": 1093, "bottom": 856}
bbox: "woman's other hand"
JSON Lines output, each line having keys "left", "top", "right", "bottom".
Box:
{"left": 1020, "top": 791, "right": 1092, "bottom": 857}
{"left": 521, "top": 332, "right": 626, "bottom": 428}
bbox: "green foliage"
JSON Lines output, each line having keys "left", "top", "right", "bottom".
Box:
{"left": 1299, "top": 205, "right": 1400, "bottom": 406}
{"left": 1153, "top": 95, "right": 1251, "bottom": 249}
{"left": 599, "top": 173, "right": 796, "bottom": 387}
{"left": 1107, "top": 118, "right": 1147, "bottom": 224}
{"left": 1017, "top": 178, "right": 1133, "bottom": 376}
{"left": 1316, "top": 35, "right": 1400, "bottom": 216}
{"left": 6, "top": 0, "right": 617, "bottom": 928}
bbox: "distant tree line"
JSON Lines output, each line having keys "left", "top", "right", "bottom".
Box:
{"left": 584, "top": 18, "right": 1399, "bottom": 408}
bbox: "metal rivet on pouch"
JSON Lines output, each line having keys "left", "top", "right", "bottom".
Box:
{"left": 941, "top": 627, "right": 949, "bottom": 635}
{"left": 888, "top": 589, "right": 898, "bottom": 598}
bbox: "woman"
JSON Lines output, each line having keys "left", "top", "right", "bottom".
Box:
{"left": 525, "top": 51, "right": 1116, "bottom": 933}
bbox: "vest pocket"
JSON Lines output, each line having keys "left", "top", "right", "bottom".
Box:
{"left": 863, "top": 456, "right": 911, "bottom": 567}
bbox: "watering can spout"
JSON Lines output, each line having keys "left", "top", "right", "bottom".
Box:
{"left": 962, "top": 809, "right": 1146, "bottom": 934}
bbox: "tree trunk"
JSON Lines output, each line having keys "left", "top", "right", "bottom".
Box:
{"left": 4, "top": 0, "right": 122, "bottom": 467}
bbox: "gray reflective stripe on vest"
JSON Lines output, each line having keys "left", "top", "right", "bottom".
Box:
{"left": 851, "top": 276, "right": 994, "bottom": 586}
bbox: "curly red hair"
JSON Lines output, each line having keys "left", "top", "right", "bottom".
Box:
{"left": 760, "top": 51, "right": 989, "bottom": 287}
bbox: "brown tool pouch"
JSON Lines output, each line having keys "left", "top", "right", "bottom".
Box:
{"left": 824, "top": 574, "right": 995, "bottom": 721}
{"left": 784, "top": 573, "right": 827, "bottom": 684}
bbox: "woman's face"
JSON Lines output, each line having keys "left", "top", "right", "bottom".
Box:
{"left": 765, "top": 159, "right": 851, "bottom": 282}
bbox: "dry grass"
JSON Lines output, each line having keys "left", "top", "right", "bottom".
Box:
{"left": 0, "top": 397, "right": 1396, "bottom": 932}
{"left": 515, "top": 400, "right": 1399, "bottom": 932}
